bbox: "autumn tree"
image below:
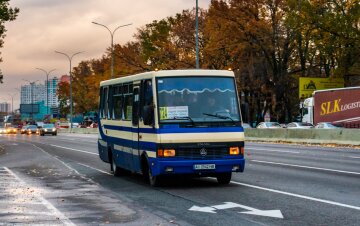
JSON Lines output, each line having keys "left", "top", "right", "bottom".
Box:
{"left": 288, "top": 0, "right": 360, "bottom": 84}
{"left": 57, "top": 81, "right": 70, "bottom": 118}
{"left": 0, "top": 0, "right": 19, "bottom": 83}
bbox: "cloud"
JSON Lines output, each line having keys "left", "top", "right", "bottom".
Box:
{"left": 0, "top": 0, "right": 211, "bottom": 110}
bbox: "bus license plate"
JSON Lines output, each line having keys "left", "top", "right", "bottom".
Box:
{"left": 193, "top": 164, "right": 216, "bottom": 170}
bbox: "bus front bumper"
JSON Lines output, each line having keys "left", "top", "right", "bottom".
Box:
{"left": 150, "top": 158, "right": 245, "bottom": 177}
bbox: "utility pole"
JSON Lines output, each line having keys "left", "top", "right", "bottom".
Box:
{"left": 195, "top": 0, "right": 200, "bottom": 69}
{"left": 92, "top": 21, "right": 132, "bottom": 78}
{"left": 55, "top": 51, "right": 83, "bottom": 129}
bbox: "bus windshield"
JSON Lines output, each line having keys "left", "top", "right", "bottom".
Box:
{"left": 157, "top": 76, "right": 240, "bottom": 124}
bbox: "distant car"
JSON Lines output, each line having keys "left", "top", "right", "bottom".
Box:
{"left": 39, "top": 124, "right": 57, "bottom": 136}
{"left": 315, "top": 122, "right": 343, "bottom": 129}
{"left": 26, "top": 125, "right": 40, "bottom": 135}
{"left": 256, "top": 122, "right": 282, "bottom": 129}
{"left": 286, "top": 122, "right": 314, "bottom": 129}
{"left": 20, "top": 125, "right": 29, "bottom": 134}
{"left": 0, "top": 127, "right": 6, "bottom": 134}
{"left": 6, "top": 127, "right": 18, "bottom": 134}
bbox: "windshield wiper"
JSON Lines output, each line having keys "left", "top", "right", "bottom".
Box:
{"left": 168, "top": 116, "right": 195, "bottom": 126}
{"left": 203, "top": 113, "right": 236, "bottom": 125}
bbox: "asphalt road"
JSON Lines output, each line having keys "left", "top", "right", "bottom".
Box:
{"left": 0, "top": 133, "right": 359, "bottom": 225}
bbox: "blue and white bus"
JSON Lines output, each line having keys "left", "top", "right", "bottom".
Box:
{"left": 98, "top": 70, "right": 245, "bottom": 186}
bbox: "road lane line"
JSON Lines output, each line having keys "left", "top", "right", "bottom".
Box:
{"left": 230, "top": 181, "right": 360, "bottom": 211}
{"left": 247, "top": 148, "right": 300, "bottom": 154}
{"left": 348, "top": 156, "right": 360, "bottom": 159}
{"left": 77, "top": 163, "right": 112, "bottom": 175}
{"left": 50, "top": 144, "right": 98, "bottom": 156}
{"left": 4, "top": 167, "right": 76, "bottom": 226}
{"left": 251, "top": 160, "right": 360, "bottom": 175}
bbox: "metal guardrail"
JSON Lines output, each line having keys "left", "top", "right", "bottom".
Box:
{"left": 244, "top": 128, "right": 360, "bottom": 146}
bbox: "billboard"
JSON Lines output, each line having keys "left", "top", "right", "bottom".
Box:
{"left": 299, "top": 77, "right": 344, "bottom": 99}
{"left": 20, "top": 104, "right": 39, "bottom": 114}
{"left": 313, "top": 87, "right": 360, "bottom": 126}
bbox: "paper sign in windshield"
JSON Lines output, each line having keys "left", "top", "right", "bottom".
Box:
{"left": 160, "top": 106, "right": 189, "bottom": 120}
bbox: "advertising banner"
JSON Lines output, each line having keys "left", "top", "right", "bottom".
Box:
{"left": 299, "top": 77, "right": 344, "bottom": 99}
{"left": 20, "top": 104, "right": 39, "bottom": 114}
{"left": 314, "top": 88, "right": 360, "bottom": 126}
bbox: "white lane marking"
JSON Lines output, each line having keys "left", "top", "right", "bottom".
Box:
{"left": 348, "top": 156, "right": 360, "bottom": 159}
{"left": 77, "top": 163, "right": 112, "bottom": 175}
{"left": 3, "top": 167, "right": 76, "bottom": 226}
{"left": 50, "top": 144, "right": 98, "bottom": 156}
{"left": 189, "top": 202, "right": 284, "bottom": 218}
{"left": 247, "top": 148, "right": 300, "bottom": 154}
{"left": 230, "top": 181, "right": 360, "bottom": 211}
{"left": 0, "top": 200, "right": 43, "bottom": 205}
{"left": 251, "top": 160, "right": 360, "bottom": 175}
{"left": 53, "top": 137, "right": 97, "bottom": 143}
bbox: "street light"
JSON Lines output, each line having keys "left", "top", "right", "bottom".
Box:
{"left": 23, "top": 79, "right": 39, "bottom": 121}
{"left": 36, "top": 68, "right": 55, "bottom": 116}
{"left": 92, "top": 21, "right": 132, "bottom": 78}
{"left": 195, "top": 0, "right": 200, "bottom": 69}
{"left": 55, "top": 51, "right": 83, "bottom": 129}
{"left": 8, "top": 93, "right": 17, "bottom": 114}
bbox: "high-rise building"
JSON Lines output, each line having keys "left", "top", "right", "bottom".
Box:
{"left": 46, "top": 77, "right": 59, "bottom": 107}
{"left": 20, "top": 83, "right": 45, "bottom": 104}
{"left": 0, "top": 102, "right": 10, "bottom": 113}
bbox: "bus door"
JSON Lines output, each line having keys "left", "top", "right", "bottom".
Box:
{"left": 131, "top": 85, "right": 141, "bottom": 171}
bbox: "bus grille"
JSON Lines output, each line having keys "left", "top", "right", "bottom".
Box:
{"left": 176, "top": 147, "right": 229, "bottom": 159}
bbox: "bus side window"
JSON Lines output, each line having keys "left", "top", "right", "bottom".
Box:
{"left": 99, "top": 87, "right": 104, "bottom": 118}
{"left": 123, "top": 84, "right": 133, "bottom": 121}
{"left": 100, "top": 87, "right": 108, "bottom": 119}
{"left": 132, "top": 87, "right": 140, "bottom": 126}
{"left": 141, "top": 80, "right": 154, "bottom": 126}
{"left": 113, "top": 85, "right": 123, "bottom": 120}
{"left": 104, "top": 87, "right": 109, "bottom": 119}
{"left": 108, "top": 86, "right": 114, "bottom": 119}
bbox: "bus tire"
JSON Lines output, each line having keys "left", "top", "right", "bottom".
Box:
{"left": 111, "top": 154, "right": 124, "bottom": 177}
{"left": 216, "top": 172, "right": 232, "bottom": 185}
{"left": 146, "top": 162, "right": 161, "bottom": 187}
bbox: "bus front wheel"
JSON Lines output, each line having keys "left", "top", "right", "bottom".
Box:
{"left": 147, "top": 164, "right": 162, "bottom": 187}
{"left": 216, "top": 173, "right": 232, "bottom": 184}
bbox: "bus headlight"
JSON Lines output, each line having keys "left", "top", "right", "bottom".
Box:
{"left": 229, "top": 147, "right": 240, "bottom": 155}
{"left": 157, "top": 149, "right": 176, "bottom": 157}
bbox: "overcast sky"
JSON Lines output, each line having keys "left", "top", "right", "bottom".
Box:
{"left": 0, "top": 0, "right": 211, "bottom": 110}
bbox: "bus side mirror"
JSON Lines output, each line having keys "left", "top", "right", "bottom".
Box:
{"left": 143, "top": 105, "right": 154, "bottom": 126}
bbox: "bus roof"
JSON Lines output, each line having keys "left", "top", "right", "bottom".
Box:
{"left": 100, "top": 69, "right": 235, "bottom": 87}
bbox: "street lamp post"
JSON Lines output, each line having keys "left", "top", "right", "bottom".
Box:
{"left": 8, "top": 93, "right": 16, "bottom": 114}
{"left": 55, "top": 51, "right": 83, "bottom": 129}
{"left": 195, "top": 0, "right": 200, "bottom": 69}
{"left": 36, "top": 68, "right": 55, "bottom": 116}
{"left": 92, "top": 21, "right": 132, "bottom": 78}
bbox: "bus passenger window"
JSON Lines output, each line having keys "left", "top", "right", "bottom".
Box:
{"left": 124, "top": 95, "right": 133, "bottom": 120}
{"left": 108, "top": 86, "right": 114, "bottom": 119}
{"left": 142, "top": 80, "right": 154, "bottom": 126}
{"left": 113, "top": 85, "right": 123, "bottom": 120}
{"left": 101, "top": 87, "right": 108, "bottom": 119}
